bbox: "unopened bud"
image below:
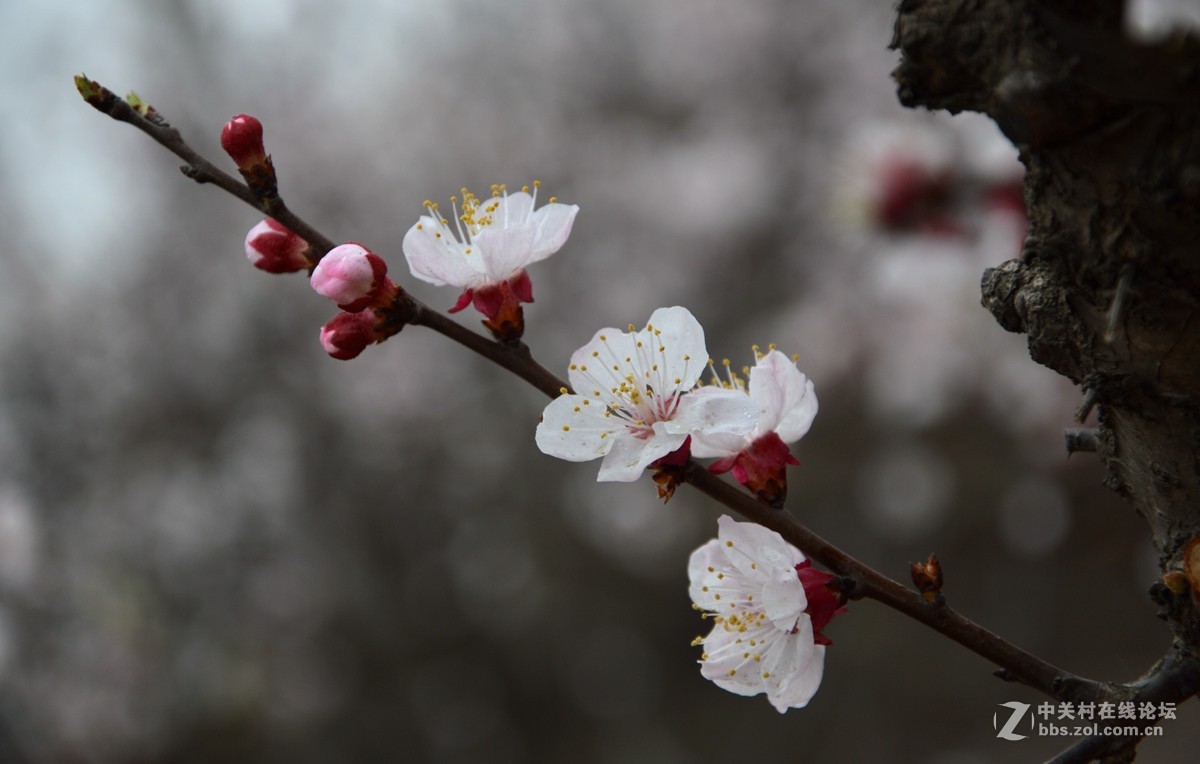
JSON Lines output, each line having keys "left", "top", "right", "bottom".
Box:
{"left": 1162, "top": 570, "right": 1189, "bottom": 596}
{"left": 1185, "top": 536, "right": 1200, "bottom": 603}
{"left": 311, "top": 243, "right": 391, "bottom": 312}
{"left": 221, "top": 114, "right": 267, "bottom": 169}
{"left": 320, "top": 311, "right": 378, "bottom": 360}
{"left": 244, "top": 218, "right": 313, "bottom": 273}
{"left": 910, "top": 553, "right": 944, "bottom": 603}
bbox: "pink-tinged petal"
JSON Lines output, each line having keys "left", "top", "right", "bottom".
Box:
{"left": 596, "top": 425, "right": 688, "bottom": 482}
{"left": 749, "top": 350, "right": 818, "bottom": 441}
{"left": 402, "top": 217, "right": 485, "bottom": 288}
{"left": 245, "top": 218, "right": 311, "bottom": 273}
{"left": 310, "top": 243, "right": 386, "bottom": 310}
{"left": 449, "top": 289, "right": 474, "bottom": 313}
{"left": 535, "top": 394, "right": 623, "bottom": 463}
{"left": 527, "top": 202, "right": 579, "bottom": 263}
{"left": 508, "top": 269, "right": 533, "bottom": 303}
{"left": 645, "top": 306, "right": 708, "bottom": 394}
{"left": 668, "top": 388, "right": 760, "bottom": 457}
{"left": 473, "top": 223, "right": 537, "bottom": 282}
{"left": 708, "top": 454, "right": 738, "bottom": 475}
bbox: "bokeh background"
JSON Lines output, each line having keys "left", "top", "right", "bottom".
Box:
{"left": 2, "top": 1, "right": 1199, "bottom": 762}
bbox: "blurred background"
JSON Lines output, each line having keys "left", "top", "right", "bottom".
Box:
{"left": 2, "top": 0, "right": 1199, "bottom": 762}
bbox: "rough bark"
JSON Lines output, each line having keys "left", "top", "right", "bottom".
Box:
{"left": 893, "top": 0, "right": 1200, "bottom": 675}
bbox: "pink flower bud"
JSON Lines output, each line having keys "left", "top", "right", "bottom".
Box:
{"left": 221, "top": 114, "right": 267, "bottom": 169}
{"left": 244, "top": 218, "right": 312, "bottom": 273}
{"left": 319, "top": 311, "right": 377, "bottom": 360}
{"left": 310, "top": 243, "right": 389, "bottom": 312}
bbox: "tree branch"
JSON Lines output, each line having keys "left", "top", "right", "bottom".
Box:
{"left": 79, "top": 71, "right": 1145, "bottom": 718}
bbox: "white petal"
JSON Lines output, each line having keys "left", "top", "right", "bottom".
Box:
{"left": 474, "top": 223, "right": 537, "bottom": 282}
{"left": 492, "top": 191, "right": 534, "bottom": 228}
{"left": 763, "top": 618, "right": 824, "bottom": 712}
{"left": 566, "top": 329, "right": 632, "bottom": 403}
{"left": 687, "top": 539, "right": 730, "bottom": 611}
{"left": 749, "top": 350, "right": 818, "bottom": 441}
{"left": 535, "top": 394, "right": 621, "bottom": 462}
{"left": 761, "top": 573, "right": 807, "bottom": 631}
{"left": 687, "top": 538, "right": 763, "bottom": 612}
{"left": 716, "top": 515, "right": 805, "bottom": 580}
{"left": 402, "top": 217, "right": 485, "bottom": 288}
{"left": 775, "top": 377, "right": 818, "bottom": 443}
{"left": 527, "top": 203, "right": 579, "bottom": 263}
{"left": 596, "top": 425, "right": 687, "bottom": 482}
{"left": 667, "top": 388, "right": 761, "bottom": 456}
{"left": 644, "top": 307, "right": 707, "bottom": 395}
{"left": 699, "top": 619, "right": 776, "bottom": 697}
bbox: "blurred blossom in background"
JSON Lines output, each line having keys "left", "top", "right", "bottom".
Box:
{"left": 0, "top": 0, "right": 1195, "bottom": 762}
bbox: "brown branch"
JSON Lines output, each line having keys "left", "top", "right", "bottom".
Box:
{"left": 1047, "top": 649, "right": 1200, "bottom": 764}
{"left": 74, "top": 75, "right": 336, "bottom": 257}
{"left": 77, "top": 73, "right": 1111, "bottom": 707}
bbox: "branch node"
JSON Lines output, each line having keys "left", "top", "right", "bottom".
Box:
{"left": 179, "top": 165, "right": 207, "bottom": 183}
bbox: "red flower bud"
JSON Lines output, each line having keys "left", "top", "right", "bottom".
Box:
{"left": 320, "top": 311, "right": 378, "bottom": 360}
{"left": 244, "top": 218, "right": 313, "bottom": 273}
{"left": 221, "top": 114, "right": 267, "bottom": 169}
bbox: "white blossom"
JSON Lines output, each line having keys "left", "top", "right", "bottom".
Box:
{"left": 402, "top": 184, "right": 578, "bottom": 295}
{"left": 535, "top": 307, "right": 756, "bottom": 481}
{"left": 688, "top": 515, "right": 827, "bottom": 712}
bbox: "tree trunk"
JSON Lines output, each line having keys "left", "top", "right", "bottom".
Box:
{"left": 893, "top": 0, "right": 1200, "bottom": 675}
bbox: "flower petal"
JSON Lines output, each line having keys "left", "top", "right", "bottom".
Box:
{"left": 527, "top": 202, "right": 580, "bottom": 263}
{"left": 596, "top": 425, "right": 688, "bottom": 482}
{"left": 762, "top": 618, "right": 825, "bottom": 712}
{"left": 670, "top": 388, "right": 761, "bottom": 457}
{"left": 761, "top": 572, "right": 807, "bottom": 631}
{"left": 644, "top": 306, "right": 707, "bottom": 395}
{"left": 699, "top": 618, "right": 776, "bottom": 697}
{"left": 716, "top": 515, "right": 805, "bottom": 580}
{"left": 535, "top": 394, "right": 622, "bottom": 462}
{"left": 687, "top": 539, "right": 729, "bottom": 611}
{"left": 492, "top": 190, "right": 534, "bottom": 228}
{"left": 474, "top": 223, "right": 537, "bottom": 282}
{"left": 749, "top": 350, "right": 818, "bottom": 441}
{"left": 402, "top": 216, "right": 485, "bottom": 288}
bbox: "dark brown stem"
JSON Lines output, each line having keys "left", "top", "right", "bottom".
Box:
{"left": 77, "top": 73, "right": 1112, "bottom": 708}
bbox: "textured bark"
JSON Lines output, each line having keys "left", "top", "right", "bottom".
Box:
{"left": 894, "top": 0, "right": 1200, "bottom": 667}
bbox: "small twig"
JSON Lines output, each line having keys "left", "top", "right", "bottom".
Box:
{"left": 1064, "top": 427, "right": 1100, "bottom": 455}
{"left": 1075, "top": 386, "right": 1099, "bottom": 423}
{"left": 74, "top": 75, "right": 336, "bottom": 257}
{"left": 1104, "top": 263, "right": 1135, "bottom": 344}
